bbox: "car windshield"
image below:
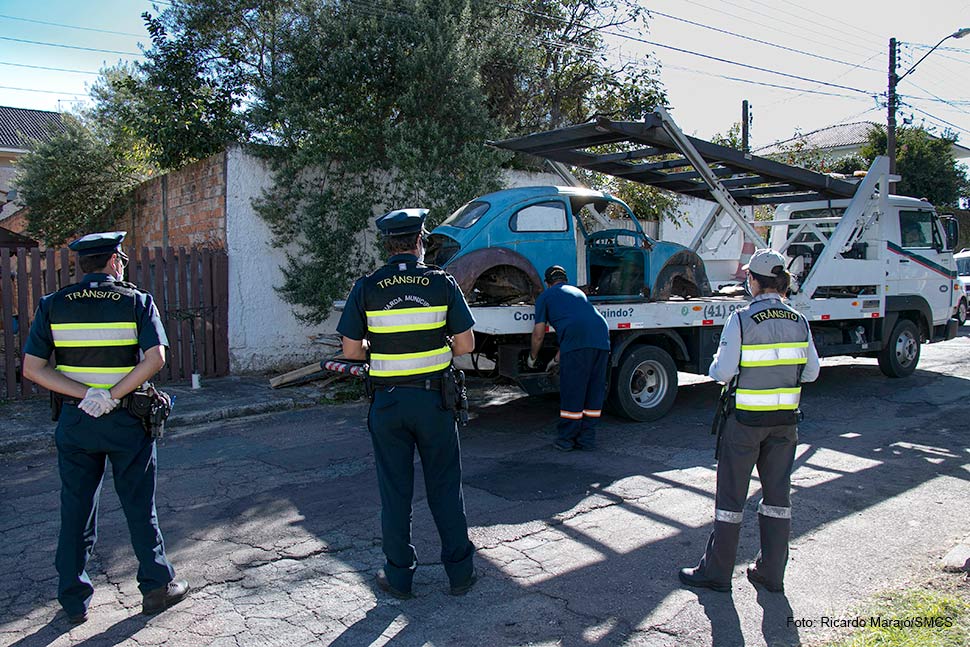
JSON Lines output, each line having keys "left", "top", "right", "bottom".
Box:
{"left": 957, "top": 257, "right": 970, "bottom": 277}
{"left": 441, "top": 201, "right": 489, "bottom": 229}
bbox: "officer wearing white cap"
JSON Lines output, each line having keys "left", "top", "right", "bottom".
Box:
{"left": 338, "top": 209, "right": 478, "bottom": 599}
{"left": 680, "top": 248, "right": 819, "bottom": 594}
{"left": 22, "top": 232, "right": 188, "bottom": 624}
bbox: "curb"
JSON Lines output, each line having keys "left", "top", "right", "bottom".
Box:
{"left": 0, "top": 398, "right": 308, "bottom": 458}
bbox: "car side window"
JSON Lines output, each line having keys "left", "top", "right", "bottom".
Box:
{"left": 510, "top": 201, "right": 568, "bottom": 232}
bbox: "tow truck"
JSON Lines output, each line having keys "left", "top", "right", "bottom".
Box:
{"left": 445, "top": 108, "right": 961, "bottom": 421}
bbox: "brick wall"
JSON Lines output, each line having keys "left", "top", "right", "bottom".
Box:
{"left": 123, "top": 151, "right": 228, "bottom": 250}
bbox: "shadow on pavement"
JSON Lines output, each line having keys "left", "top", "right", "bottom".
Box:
{"left": 1, "top": 362, "right": 968, "bottom": 645}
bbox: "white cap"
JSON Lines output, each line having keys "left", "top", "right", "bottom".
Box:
{"left": 742, "top": 248, "right": 787, "bottom": 277}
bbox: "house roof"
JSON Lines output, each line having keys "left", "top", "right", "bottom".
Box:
{"left": 756, "top": 120, "right": 970, "bottom": 159}
{"left": 0, "top": 225, "right": 38, "bottom": 248}
{"left": 0, "top": 106, "right": 65, "bottom": 151}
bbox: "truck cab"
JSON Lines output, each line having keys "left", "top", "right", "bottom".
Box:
{"left": 427, "top": 186, "right": 710, "bottom": 304}
{"left": 769, "top": 194, "right": 960, "bottom": 337}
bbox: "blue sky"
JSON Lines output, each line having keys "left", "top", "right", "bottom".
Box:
{"left": 1, "top": 0, "right": 969, "bottom": 149}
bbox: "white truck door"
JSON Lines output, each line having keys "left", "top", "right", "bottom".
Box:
{"left": 894, "top": 208, "right": 954, "bottom": 324}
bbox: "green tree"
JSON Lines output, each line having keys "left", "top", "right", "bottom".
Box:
{"left": 862, "top": 125, "right": 970, "bottom": 207}
{"left": 13, "top": 117, "right": 147, "bottom": 246}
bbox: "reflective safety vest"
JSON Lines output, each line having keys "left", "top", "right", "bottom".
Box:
{"left": 733, "top": 297, "right": 810, "bottom": 427}
{"left": 362, "top": 259, "right": 453, "bottom": 385}
{"left": 49, "top": 279, "right": 140, "bottom": 389}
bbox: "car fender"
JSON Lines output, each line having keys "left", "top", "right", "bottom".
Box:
{"left": 445, "top": 247, "right": 544, "bottom": 297}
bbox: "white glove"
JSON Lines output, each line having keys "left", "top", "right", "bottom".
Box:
{"left": 526, "top": 354, "right": 538, "bottom": 369}
{"left": 545, "top": 355, "right": 560, "bottom": 372}
{"left": 79, "top": 388, "right": 120, "bottom": 418}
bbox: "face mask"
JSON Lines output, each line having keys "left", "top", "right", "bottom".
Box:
{"left": 743, "top": 277, "right": 751, "bottom": 296}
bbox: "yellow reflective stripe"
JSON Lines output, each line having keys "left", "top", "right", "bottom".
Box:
{"left": 369, "top": 320, "right": 446, "bottom": 333}
{"left": 51, "top": 322, "right": 137, "bottom": 330}
{"left": 735, "top": 403, "right": 800, "bottom": 411}
{"left": 740, "top": 342, "right": 808, "bottom": 350}
{"left": 736, "top": 387, "right": 802, "bottom": 395}
{"left": 739, "top": 358, "right": 807, "bottom": 367}
{"left": 56, "top": 365, "right": 136, "bottom": 373}
{"left": 370, "top": 346, "right": 452, "bottom": 361}
{"left": 53, "top": 340, "right": 138, "bottom": 347}
{"left": 365, "top": 306, "right": 448, "bottom": 317}
{"left": 369, "top": 360, "right": 452, "bottom": 377}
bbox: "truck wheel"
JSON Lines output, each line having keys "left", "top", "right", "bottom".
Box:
{"left": 955, "top": 298, "right": 967, "bottom": 326}
{"left": 877, "top": 319, "right": 920, "bottom": 378}
{"left": 609, "top": 345, "right": 678, "bottom": 421}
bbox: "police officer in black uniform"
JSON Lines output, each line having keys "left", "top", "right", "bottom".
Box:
{"left": 679, "top": 249, "right": 820, "bottom": 594}
{"left": 22, "top": 232, "right": 188, "bottom": 624}
{"left": 337, "top": 209, "right": 478, "bottom": 599}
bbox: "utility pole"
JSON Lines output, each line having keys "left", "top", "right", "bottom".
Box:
{"left": 887, "top": 38, "right": 898, "bottom": 191}
{"left": 741, "top": 100, "right": 750, "bottom": 153}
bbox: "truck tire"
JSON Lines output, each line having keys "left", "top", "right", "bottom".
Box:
{"left": 877, "top": 319, "right": 920, "bottom": 378}
{"left": 955, "top": 298, "right": 967, "bottom": 326}
{"left": 608, "top": 345, "right": 678, "bottom": 421}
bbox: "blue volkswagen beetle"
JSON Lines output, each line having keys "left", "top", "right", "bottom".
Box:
{"left": 426, "top": 186, "right": 710, "bottom": 304}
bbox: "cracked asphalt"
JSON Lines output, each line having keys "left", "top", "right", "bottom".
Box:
{"left": 1, "top": 329, "right": 969, "bottom": 646}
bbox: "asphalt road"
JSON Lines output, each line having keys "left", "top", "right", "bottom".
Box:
{"left": 2, "top": 328, "right": 969, "bottom": 647}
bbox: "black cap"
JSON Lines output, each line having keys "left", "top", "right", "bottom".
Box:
{"left": 67, "top": 231, "right": 126, "bottom": 257}
{"left": 544, "top": 265, "right": 567, "bottom": 283}
{"left": 376, "top": 209, "right": 428, "bottom": 236}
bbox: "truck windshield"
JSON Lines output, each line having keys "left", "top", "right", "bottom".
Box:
{"left": 442, "top": 201, "right": 489, "bottom": 228}
{"left": 957, "top": 258, "right": 970, "bottom": 276}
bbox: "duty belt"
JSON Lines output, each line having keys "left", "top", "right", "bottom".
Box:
{"left": 377, "top": 378, "right": 443, "bottom": 391}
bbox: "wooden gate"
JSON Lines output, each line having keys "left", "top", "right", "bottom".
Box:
{"left": 0, "top": 246, "right": 229, "bottom": 400}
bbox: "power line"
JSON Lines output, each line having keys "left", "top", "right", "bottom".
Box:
{"left": 905, "top": 105, "right": 970, "bottom": 138}
{"left": 0, "top": 13, "right": 145, "bottom": 37}
{"left": 739, "top": 0, "right": 885, "bottom": 51}
{"left": 675, "top": 0, "right": 877, "bottom": 62}
{"left": 0, "top": 35, "right": 143, "bottom": 56}
{"left": 0, "top": 60, "right": 100, "bottom": 75}
{"left": 496, "top": 1, "right": 875, "bottom": 96}
{"left": 0, "top": 85, "right": 88, "bottom": 96}
{"left": 647, "top": 9, "right": 881, "bottom": 72}
{"left": 768, "top": 0, "right": 886, "bottom": 45}
{"left": 661, "top": 63, "right": 875, "bottom": 101}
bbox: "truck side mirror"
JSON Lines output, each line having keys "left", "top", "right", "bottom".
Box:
{"left": 941, "top": 215, "right": 959, "bottom": 252}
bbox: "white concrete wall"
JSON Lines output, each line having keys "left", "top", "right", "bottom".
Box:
{"left": 225, "top": 147, "right": 348, "bottom": 372}
{"left": 225, "top": 147, "right": 559, "bottom": 373}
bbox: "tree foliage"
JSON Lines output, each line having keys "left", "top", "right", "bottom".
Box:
{"left": 13, "top": 117, "right": 147, "bottom": 246}
{"left": 15, "top": 0, "right": 667, "bottom": 322}
{"left": 861, "top": 125, "right": 970, "bottom": 208}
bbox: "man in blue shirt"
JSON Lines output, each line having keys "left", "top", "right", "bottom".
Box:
{"left": 529, "top": 265, "right": 611, "bottom": 451}
{"left": 22, "top": 232, "right": 188, "bottom": 624}
{"left": 338, "top": 209, "right": 478, "bottom": 599}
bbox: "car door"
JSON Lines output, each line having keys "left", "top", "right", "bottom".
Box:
{"left": 507, "top": 199, "right": 577, "bottom": 282}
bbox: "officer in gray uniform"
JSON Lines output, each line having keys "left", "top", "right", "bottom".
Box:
{"left": 679, "top": 248, "right": 820, "bottom": 593}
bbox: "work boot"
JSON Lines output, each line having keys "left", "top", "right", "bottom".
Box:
{"left": 376, "top": 569, "right": 413, "bottom": 600}
{"left": 678, "top": 567, "right": 731, "bottom": 592}
{"left": 449, "top": 568, "right": 480, "bottom": 596}
{"left": 66, "top": 611, "right": 88, "bottom": 625}
{"left": 142, "top": 579, "right": 189, "bottom": 615}
{"left": 746, "top": 564, "right": 784, "bottom": 593}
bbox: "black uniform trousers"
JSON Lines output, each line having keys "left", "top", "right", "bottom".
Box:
{"left": 556, "top": 348, "right": 609, "bottom": 450}
{"left": 696, "top": 415, "right": 796, "bottom": 588}
{"left": 54, "top": 404, "right": 176, "bottom": 616}
{"left": 367, "top": 386, "right": 474, "bottom": 593}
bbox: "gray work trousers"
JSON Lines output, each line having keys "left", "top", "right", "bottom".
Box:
{"left": 696, "top": 416, "right": 797, "bottom": 588}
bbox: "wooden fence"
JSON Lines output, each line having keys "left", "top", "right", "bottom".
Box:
{"left": 0, "top": 246, "right": 229, "bottom": 400}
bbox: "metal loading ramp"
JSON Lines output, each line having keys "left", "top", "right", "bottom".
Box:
{"left": 489, "top": 109, "right": 859, "bottom": 206}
